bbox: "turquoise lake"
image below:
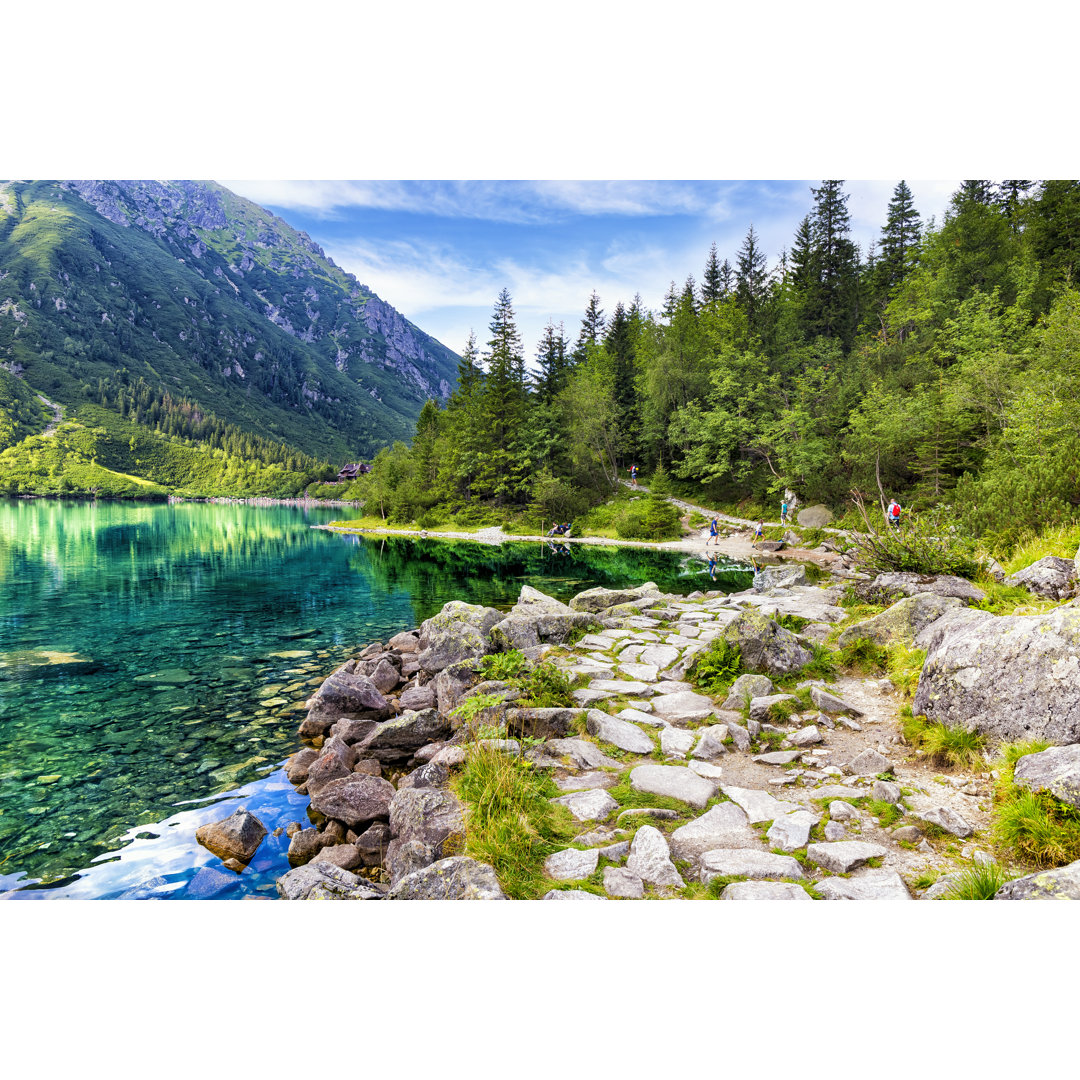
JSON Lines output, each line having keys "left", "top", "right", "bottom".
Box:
{"left": 0, "top": 499, "right": 752, "bottom": 899}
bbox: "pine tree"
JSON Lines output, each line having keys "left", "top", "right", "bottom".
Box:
{"left": 535, "top": 321, "right": 570, "bottom": 402}
{"left": 802, "top": 180, "right": 861, "bottom": 347}
{"left": 661, "top": 281, "right": 679, "bottom": 322}
{"left": 875, "top": 180, "right": 922, "bottom": 298}
{"left": 574, "top": 291, "right": 605, "bottom": 361}
{"left": 604, "top": 300, "right": 639, "bottom": 459}
{"left": 718, "top": 258, "right": 734, "bottom": 297}
{"left": 957, "top": 180, "right": 994, "bottom": 206}
{"left": 682, "top": 274, "right": 699, "bottom": 313}
{"left": 702, "top": 242, "right": 723, "bottom": 304}
{"left": 735, "top": 224, "right": 769, "bottom": 327}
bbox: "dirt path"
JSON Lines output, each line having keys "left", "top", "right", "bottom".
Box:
{"left": 36, "top": 393, "right": 63, "bottom": 436}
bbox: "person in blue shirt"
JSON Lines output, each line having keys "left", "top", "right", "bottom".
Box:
{"left": 708, "top": 518, "right": 719, "bottom": 545}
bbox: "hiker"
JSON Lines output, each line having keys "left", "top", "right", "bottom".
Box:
{"left": 780, "top": 498, "right": 789, "bottom": 525}
{"left": 562, "top": 522, "right": 572, "bottom": 538}
{"left": 754, "top": 519, "right": 764, "bottom": 544}
{"left": 708, "top": 518, "right": 719, "bottom": 545}
{"left": 630, "top": 464, "right": 639, "bottom": 488}
{"left": 887, "top": 499, "right": 901, "bottom": 529}
{"left": 547, "top": 523, "right": 565, "bottom": 536}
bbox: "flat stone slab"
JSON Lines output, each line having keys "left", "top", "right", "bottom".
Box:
{"left": 753, "top": 751, "right": 803, "bottom": 765}
{"left": 815, "top": 870, "right": 912, "bottom": 900}
{"left": 618, "top": 707, "right": 668, "bottom": 728}
{"left": 649, "top": 690, "right": 717, "bottom": 724}
{"left": 700, "top": 849, "right": 805, "bottom": 883}
{"left": 670, "top": 802, "right": 758, "bottom": 861}
{"left": 586, "top": 710, "right": 655, "bottom": 754}
{"left": 766, "top": 810, "right": 820, "bottom": 851}
{"left": 546, "top": 738, "right": 623, "bottom": 770}
{"left": 588, "top": 679, "right": 654, "bottom": 696}
{"left": 806, "top": 840, "right": 888, "bottom": 873}
{"left": 573, "top": 689, "right": 613, "bottom": 706}
{"left": 553, "top": 771, "right": 620, "bottom": 791}
{"left": 630, "top": 764, "right": 719, "bottom": 809}
{"left": 551, "top": 789, "right": 620, "bottom": 821}
{"left": 720, "top": 785, "right": 802, "bottom": 823}
{"left": 910, "top": 803, "right": 974, "bottom": 838}
{"left": 619, "top": 663, "right": 660, "bottom": 682}
{"left": 544, "top": 847, "right": 600, "bottom": 881}
{"left": 721, "top": 881, "right": 813, "bottom": 900}
{"left": 653, "top": 680, "right": 694, "bottom": 694}
{"left": 542, "top": 889, "right": 607, "bottom": 900}
{"left": 639, "top": 645, "right": 681, "bottom": 669}
{"left": 749, "top": 694, "right": 799, "bottom": 722}
{"left": 810, "top": 685, "right": 864, "bottom": 716}
{"left": 660, "top": 727, "right": 696, "bottom": 757}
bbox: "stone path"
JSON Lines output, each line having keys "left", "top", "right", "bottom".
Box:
{"left": 525, "top": 584, "right": 995, "bottom": 900}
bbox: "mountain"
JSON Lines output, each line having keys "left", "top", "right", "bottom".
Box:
{"left": 0, "top": 180, "right": 459, "bottom": 462}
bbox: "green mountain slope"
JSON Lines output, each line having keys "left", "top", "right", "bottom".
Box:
{"left": 0, "top": 180, "right": 459, "bottom": 462}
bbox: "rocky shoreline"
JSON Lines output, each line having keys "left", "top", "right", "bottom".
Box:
{"left": 192, "top": 558, "right": 1080, "bottom": 900}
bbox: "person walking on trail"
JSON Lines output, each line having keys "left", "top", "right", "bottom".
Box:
{"left": 780, "top": 498, "right": 789, "bottom": 525}
{"left": 708, "top": 518, "right": 719, "bottom": 545}
{"left": 630, "top": 464, "right": 639, "bottom": 488}
{"left": 754, "top": 519, "right": 764, "bottom": 544}
{"left": 887, "top": 499, "right": 901, "bottom": 530}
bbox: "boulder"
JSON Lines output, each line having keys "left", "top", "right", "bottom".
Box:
{"left": 700, "top": 849, "right": 804, "bottom": 883}
{"left": 809, "top": 685, "right": 864, "bottom": 716}
{"left": 354, "top": 822, "right": 391, "bottom": 867}
{"left": 569, "top": 583, "right": 660, "bottom": 614}
{"left": 837, "top": 593, "right": 964, "bottom": 648}
{"left": 368, "top": 658, "right": 401, "bottom": 695}
{"left": 389, "top": 788, "right": 466, "bottom": 858}
{"left": 398, "top": 683, "right": 436, "bottom": 711}
{"left": 416, "top": 601, "right": 504, "bottom": 674}
{"left": 309, "top": 774, "right": 396, "bottom": 829}
{"left": 719, "top": 674, "right": 774, "bottom": 711}
{"left": 388, "top": 630, "right": 420, "bottom": 653}
{"left": 994, "top": 859, "right": 1080, "bottom": 900}
{"left": 284, "top": 748, "right": 318, "bottom": 785}
{"left": 511, "top": 585, "right": 573, "bottom": 616}
{"left": 869, "top": 572, "right": 985, "bottom": 604}
{"left": 385, "top": 838, "right": 437, "bottom": 885}
{"left": 766, "top": 810, "right": 819, "bottom": 851}
{"left": 544, "top": 738, "right": 623, "bottom": 771}
{"left": 194, "top": 809, "right": 267, "bottom": 864}
{"left": 357, "top": 708, "right": 451, "bottom": 763}
{"left": 305, "top": 738, "right": 358, "bottom": 794}
{"left": 550, "top": 789, "right": 620, "bottom": 822}
{"left": 753, "top": 565, "right": 809, "bottom": 592}
{"left": 316, "top": 844, "right": 363, "bottom": 871}
{"left": 748, "top": 694, "right": 799, "bottom": 722}
{"left": 660, "top": 726, "right": 696, "bottom": 757}
{"left": 649, "top": 690, "right": 717, "bottom": 724}
{"left": 625, "top": 824, "right": 684, "bottom": 888}
{"left": 388, "top": 857, "right": 507, "bottom": 900}
{"left": 545, "top": 847, "right": 600, "bottom": 881}
{"left": 789, "top": 724, "right": 822, "bottom": 747}
{"left": 629, "top": 764, "right": 719, "bottom": 809}
{"left": 844, "top": 748, "right": 893, "bottom": 775}
{"left": 720, "top": 786, "right": 801, "bottom": 824}
{"left": 1013, "top": 744, "right": 1080, "bottom": 810}
{"left": 723, "top": 610, "right": 812, "bottom": 676}
{"left": 796, "top": 504, "right": 834, "bottom": 528}
{"left": 287, "top": 827, "right": 333, "bottom": 867}
{"left": 910, "top": 804, "right": 974, "bottom": 838}
{"left": 586, "top": 710, "right": 655, "bottom": 754}
{"left": 276, "top": 860, "right": 384, "bottom": 901}
{"left": 305, "top": 661, "right": 391, "bottom": 727}
{"left": 604, "top": 867, "right": 644, "bottom": 899}
{"left": 720, "top": 881, "right": 812, "bottom": 900}
{"left": 1005, "top": 555, "right": 1078, "bottom": 600}
{"left": 433, "top": 659, "right": 484, "bottom": 717}
{"left": 670, "top": 803, "right": 758, "bottom": 861}
{"left": 329, "top": 717, "right": 380, "bottom": 746}
{"left": 692, "top": 726, "right": 729, "bottom": 761}
{"left": 913, "top": 606, "right": 1080, "bottom": 743}
{"left": 396, "top": 761, "right": 450, "bottom": 790}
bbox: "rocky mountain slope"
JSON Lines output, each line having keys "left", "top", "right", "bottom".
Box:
{"left": 0, "top": 180, "right": 459, "bottom": 461}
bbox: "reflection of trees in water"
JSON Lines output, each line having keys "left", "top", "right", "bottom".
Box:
{"left": 347, "top": 537, "right": 753, "bottom": 625}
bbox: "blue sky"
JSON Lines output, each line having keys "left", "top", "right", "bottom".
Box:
{"left": 223, "top": 179, "right": 959, "bottom": 362}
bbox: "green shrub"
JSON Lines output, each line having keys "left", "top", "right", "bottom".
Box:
{"left": 851, "top": 509, "right": 981, "bottom": 579}
{"left": 688, "top": 639, "right": 743, "bottom": 697}
{"left": 836, "top": 637, "right": 889, "bottom": 674}
{"left": 481, "top": 650, "right": 529, "bottom": 682}
{"left": 517, "top": 663, "right": 575, "bottom": 708}
{"left": 614, "top": 493, "right": 682, "bottom": 541}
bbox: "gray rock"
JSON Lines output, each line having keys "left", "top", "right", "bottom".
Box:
{"left": 618, "top": 707, "right": 668, "bottom": 727}
{"left": 796, "top": 504, "right": 834, "bottom": 528}
{"left": 789, "top": 725, "right": 823, "bottom": 747}
{"left": 276, "top": 860, "right": 383, "bottom": 900}
{"left": 573, "top": 689, "right": 614, "bottom": 707}
{"left": 305, "top": 660, "right": 391, "bottom": 726}
{"left": 806, "top": 841, "right": 887, "bottom": 873}
{"left": 837, "top": 593, "right": 963, "bottom": 649}
{"left": 588, "top": 679, "right": 654, "bottom": 696}
{"left": 554, "top": 771, "right": 620, "bottom": 792}
{"left": 669, "top": 802, "right": 758, "bottom": 861}
{"left": 396, "top": 760, "right": 450, "bottom": 790}
{"left": 720, "top": 880, "right": 813, "bottom": 900}
{"left": 689, "top": 760, "right": 725, "bottom": 780}
{"left": 809, "top": 686, "right": 864, "bottom": 716}
{"left": 922, "top": 872, "right": 964, "bottom": 899}
{"left": 398, "top": 683, "right": 436, "bottom": 711}
{"left": 749, "top": 694, "right": 799, "bottom": 722}
{"left": 194, "top": 808, "right": 267, "bottom": 863}
{"left": 766, "top": 810, "right": 819, "bottom": 851}
{"left": 511, "top": 584, "right": 573, "bottom": 616}
{"left": 892, "top": 825, "right": 922, "bottom": 843}
{"left": 626, "top": 824, "right": 684, "bottom": 888}
{"left": 545, "top": 738, "right": 623, "bottom": 770}
{"left": 720, "top": 673, "right": 775, "bottom": 710}
{"left": 660, "top": 726, "right": 697, "bottom": 757}
{"left": 586, "top": 710, "right": 655, "bottom": 754}
{"left": 753, "top": 751, "right": 803, "bottom": 765}
{"left": 994, "top": 859, "right": 1080, "bottom": 900}
{"left": 329, "top": 717, "right": 380, "bottom": 746}
{"left": 603, "top": 866, "right": 644, "bottom": 898}
{"left": 433, "top": 658, "right": 484, "bottom": 717}
{"left": 629, "top": 764, "right": 719, "bottom": 808}
{"left": 815, "top": 870, "right": 912, "bottom": 900}
{"left": 551, "top": 789, "right": 620, "bottom": 822}
{"left": 1005, "top": 555, "right": 1078, "bottom": 600}
{"left": 305, "top": 738, "right": 358, "bottom": 794}
{"left": 545, "top": 847, "right": 600, "bottom": 880}
{"left": 570, "top": 583, "right": 660, "bottom": 614}
{"left": 184, "top": 866, "right": 237, "bottom": 900}
{"left": 639, "top": 644, "right": 681, "bottom": 669}
{"left": 726, "top": 722, "right": 751, "bottom": 752}
{"left": 389, "top": 788, "right": 466, "bottom": 857}
{"left": 309, "top": 773, "right": 396, "bottom": 829}
{"left": 823, "top": 821, "right": 847, "bottom": 841}
{"left": 845, "top": 748, "right": 893, "bottom": 775}
{"left": 1013, "top": 744, "right": 1080, "bottom": 810}
{"left": 416, "top": 600, "right": 503, "bottom": 673}
{"left": 316, "top": 843, "right": 363, "bottom": 871}
{"left": 388, "top": 630, "right": 420, "bottom": 653}
{"left": 910, "top": 804, "right": 974, "bottom": 838}
{"left": 542, "top": 889, "right": 607, "bottom": 900}
{"left": 871, "top": 572, "right": 986, "bottom": 604}
{"left": 649, "top": 690, "right": 718, "bottom": 724}
{"left": 597, "top": 839, "right": 631, "bottom": 861}
{"left": 723, "top": 610, "right": 812, "bottom": 676}
{"left": 720, "top": 785, "right": 801, "bottom": 823}
{"left": 753, "top": 565, "right": 809, "bottom": 591}
{"left": 354, "top": 822, "right": 391, "bottom": 867}
{"left": 368, "top": 657, "right": 401, "bottom": 694}
{"left": 388, "top": 856, "right": 507, "bottom": 899}
{"left": 287, "top": 827, "right": 333, "bottom": 867}
{"left": 692, "top": 727, "right": 728, "bottom": 760}
{"left": 700, "top": 848, "right": 804, "bottom": 883}
{"left": 284, "top": 748, "right": 319, "bottom": 784}
{"left": 357, "top": 709, "right": 451, "bottom": 763}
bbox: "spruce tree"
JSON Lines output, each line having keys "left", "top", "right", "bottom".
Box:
{"left": 574, "top": 291, "right": 605, "bottom": 362}
{"left": 535, "top": 321, "right": 570, "bottom": 402}
{"left": 802, "top": 180, "right": 861, "bottom": 347}
{"left": 876, "top": 180, "right": 922, "bottom": 298}
{"left": 702, "top": 242, "right": 723, "bottom": 304}
{"left": 718, "top": 258, "right": 734, "bottom": 296}
{"left": 604, "top": 300, "right": 639, "bottom": 460}
{"left": 735, "top": 224, "right": 769, "bottom": 327}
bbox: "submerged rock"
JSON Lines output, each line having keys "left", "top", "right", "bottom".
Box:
{"left": 195, "top": 808, "right": 267, "bottom": 863}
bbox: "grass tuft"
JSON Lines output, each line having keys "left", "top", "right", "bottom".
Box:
{"left": 940, "top": 862, "right": 1015, "bottom": 900}
{"left": 901, "top": 713, "right": 986, "bottom": 770}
